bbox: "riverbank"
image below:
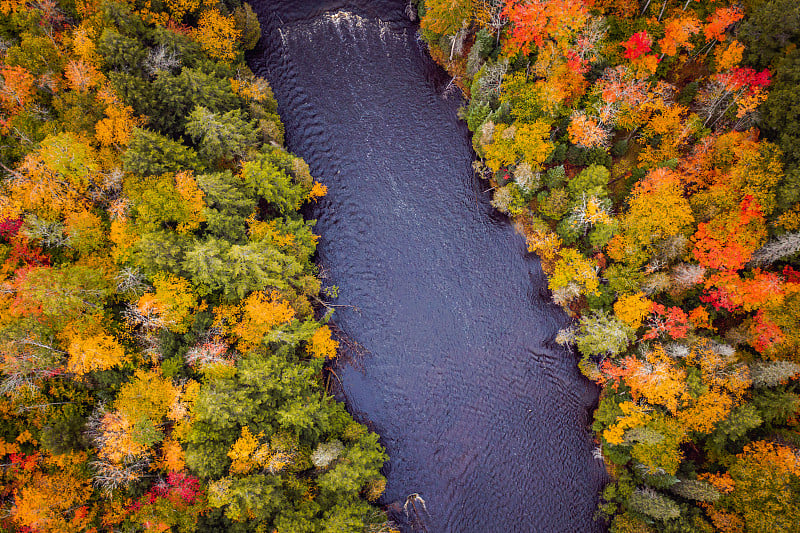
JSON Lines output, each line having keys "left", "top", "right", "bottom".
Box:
{"left": 0, "top": 1, "right": 389, "bottom": 530}
{"left": 415, "top": 0, "right": 800, "bottom": 530}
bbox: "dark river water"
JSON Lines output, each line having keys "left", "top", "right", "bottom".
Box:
{"left": 249, "top": 1, "right": 607, "bottom": 531}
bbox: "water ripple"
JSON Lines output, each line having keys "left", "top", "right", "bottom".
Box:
{"left": 249, "top": 2, "right": 607, "bottom": 531}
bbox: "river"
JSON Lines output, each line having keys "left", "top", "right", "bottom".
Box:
{"left": 249, "top": 1, "right": 607, "bottom": 531}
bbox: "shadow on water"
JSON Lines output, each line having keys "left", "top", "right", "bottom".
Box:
{"left": 248, "top": 1, "right": 608, "bottom": 531}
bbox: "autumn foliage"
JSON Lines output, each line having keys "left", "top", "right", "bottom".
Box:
{"left": 0, "top": 1, "right": 389, "bottom": 531}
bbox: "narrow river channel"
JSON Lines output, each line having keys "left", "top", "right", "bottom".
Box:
{"left": 249, "top": 1, "right": 607, "bottom": 530}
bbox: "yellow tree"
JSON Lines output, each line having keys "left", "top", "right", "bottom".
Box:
{"left": 613, "top": 292, "right": 652, "bottom": 329}
{"left": 677, "top": 390, "right": 734, "bottom": 434}
{"left": 173, "top": 171, "right": 206, "bottom": 232}
{"left": 715, "top": 41, "right": 745, "bottom": 72}
{"left": 227, "top": 425, "right": 260, "bottom": 474}
{"left": 95, "top": 86, "right": 140, "bottom": 147}
{"left": 70, "top": 22, "right": 100, "bottom": 65}
{"left": 114, "top": 368, "right": 180, "bottom": 424}
{"left": 135, "top": 273, "right": 197, "bottom": 334}
{"left": 483, "top": 121, "right": 553, "bottom": 172}
{"left": 195, "top": 10, "right": 241, "bottom": 62}
{"left": 1, "top": 133, "right": 99, "bottom": 220}
{"left": 608, "top": 167, "right": 694, "bottom": 268}
{"left": 307, "top": 325, "right": 338, "bottom": 359}
{"left": 549, "top": 248, "right": 599, "bottom": 306}
{"left": 157, "top": 436, "right": 186, "bottom": 472}
{"left": 639, "top": 103, "right": 693, "bottom": 167}
{"left": 420, "top": 0, "right": 475, "bottom": 36}
{"left": 64, "top": 208, "right": 106, "bottom": 255}
{"left": 233, "top": 290, "right": 295, "bottom": 350}
{"left": 165, "top": 0, "right": 203, "bottom": 21}
{"left": 724, "top": 440, "right": 800, "bottom": 531}
{"left": 625, "top": 345, "right": 686, "bottom": 414}
{"left": 66, "top": 327, "right": 128, "bottom": 375}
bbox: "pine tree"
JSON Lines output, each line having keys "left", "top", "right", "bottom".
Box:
{"left": 669, "top": 479, "right": 720, "bottom": 503}
{"left": 627, "top": 488, "right": 681, "bottom": 521}
{"left": 123, "top": 128, "right": 202, "bottom": 176}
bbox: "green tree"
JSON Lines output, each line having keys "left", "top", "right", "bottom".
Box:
{"left": 627, "top": 488, "right": 681, "bottom": 521}
{"left": 568, "top": 164, "right": 610, "bottom": 199}
{"left": 242, "top": 150, "right": 308, "bottom": 215}
{"left": 751, "top": 388, "right": 800, "bottom": 428}
{"left": 98, "top": 29, "right": 148, "bottom": 76}
{"left": 186, "top": 106, "right": 257, "bottom": 162}
{"left": 669, "top": 479, "right": 720, "bottom": 503}
{"left": 573, "top": 311, "right": 635, "bottom": 357}
{"left": 125, "top": 173, "right": 204, "bottom": 234}
{"left": 706, "top": 404, "right": 763, "bottom": 457}
{"left": 233, "top": 3, "right": 262, "bottom": 51}
{"left": 123, "top": 128, "right": 202, "bottom": 176}
{"left": 761, "top": 49, "right": 800, "bottom": 174}
{"left": 196, "top": 171, "right": 257, "bottom": 242}
{"left": 184, "top": 352, "right": 385, "bottom": 528}
{"left": 132, "top": 230, "right": 190, "bottom": 275}
{"left": 4, "top": 32, "right": 65, "bottom": 78}
{"left": 738, "top": 0, "right": 800, "bottom": 70}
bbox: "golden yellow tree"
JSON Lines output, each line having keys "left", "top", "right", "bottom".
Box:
{"left": 233, "top": 291, "right": 295, "bottom": 350}
{"left": 135, "top": 273, "right": 197, "bottom": 334}
{"left": 228, "top": 426, "right": 260, "bottom": 475}
{"left": 195, "top": 10, "right": 240, "bottom": 62}
{"left": 613, "top": 292, "right": 652, "bottom": 329}
{"left": 66, "top": 328, "right": 128, "bottom": 375}
{"left": 307, "top": 325, "right": 338, "bottom": 359}
{"left": 114, "top": 368, "right": 180, "bottom": 423}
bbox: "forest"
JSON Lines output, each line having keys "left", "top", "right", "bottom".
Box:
{"left": 415, "top": 0, "right": 800, "bottom": 531}
{"left": 2, "top": 0, "right": 799, "bottom": 531}
{"left": 0, "top": 0, "right": 394, "bottom": 531}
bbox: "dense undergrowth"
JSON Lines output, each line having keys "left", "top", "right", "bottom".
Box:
{"left": 0, "top": 0, "right": 395, "bottom": 531}
{"left": 416, "top": 0, "right": 800, "bottom": 531}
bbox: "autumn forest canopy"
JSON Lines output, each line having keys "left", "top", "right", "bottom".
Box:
{"left": 415, "top": 0, "right": 800, "bottom": 531}
{"left": 0, "top": 0, "right": 394, "bottom": 531}
{"left": 2, "top": 0, "right": 800, "bottom": 531}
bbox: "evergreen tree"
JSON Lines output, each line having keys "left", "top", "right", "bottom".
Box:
{"left": 123, "top": 128, "right": 203, "bottom": 175}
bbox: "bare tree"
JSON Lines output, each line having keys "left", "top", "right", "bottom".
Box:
{"left": 474, "top": 58, "right": 508, "bottom": 101}
{"left": 0, "top": 333, "right": 64, "bottom": 396}
{"left": 145, "top": 45, "right": 181, "bottom": 77}
{"left": 750, "top": 231, "right": 800, "bottom": 266}
{"left": 86, "top": 407, "right": 152, "bottom": 494}
{"left": 21, "top": 214, "right": 70, "bottom": 248}
{"left": 670, "top": 263, "right": 706, "bottom": 291}
{"left": 115, "top": 266, "right": 149, "bottom": 295}
{"left": 405, "top": 0, "right": 417, "bottom": 21}
{"left": 477, "top": 0, "right": 508, "bottom": 44}
{"left": 750, "top": 361, "right": 800, "bottom": 388}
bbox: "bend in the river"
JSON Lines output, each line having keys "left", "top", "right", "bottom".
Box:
{"left": 249, "top": 2, "right": 607, "bottom": 531}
